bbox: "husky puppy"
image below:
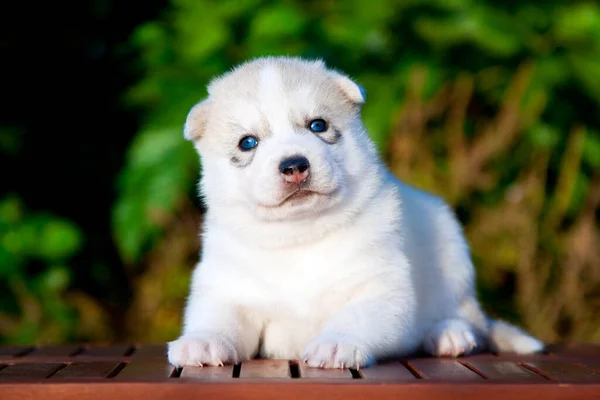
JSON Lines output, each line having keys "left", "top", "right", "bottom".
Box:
{"left": 167, "top": 57, "right": 544, "bottom": 369}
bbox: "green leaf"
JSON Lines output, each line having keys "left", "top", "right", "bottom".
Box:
{"left": 526, "top": 123, "right": 560, "bottom": 149}
{"left": 0, "top": 246, "right": 20, "bottom": 277}
{"left": 554, "top": 3, "right": 600, "bottom": 44}
{"left": 39, "top": 266, "right": 71, "bottom": 293}
{"left": 36, "top": 219, "right": 83, "bottom": 261}
{"left": 249, "top": 4, "right": 307, "bottom": 39}
{"left": 414, "top": 7, "right": 523, "bottom": 57}
{"left": 582, "top": 132, "right": 600, "bottom": 168}
{"left": 360, "top": 75, "right": 400, "bottom": 150}
{"left": 569, "top": 53, "right": 600, "bottom": 101}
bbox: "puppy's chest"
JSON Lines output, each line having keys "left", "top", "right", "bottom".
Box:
{"left": 248, "top": 258, "right": 343, "bottom": 313}
{"left": 226, "top": 249, "right": 354, "bottom": 317}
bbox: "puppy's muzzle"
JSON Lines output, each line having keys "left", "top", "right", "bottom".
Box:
{"left": 279, "top": 156, "right": 310, "bottom": 185}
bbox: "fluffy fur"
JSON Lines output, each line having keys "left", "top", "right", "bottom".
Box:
{"left": 167, "top": 57, "right": 544, "bottom": 369}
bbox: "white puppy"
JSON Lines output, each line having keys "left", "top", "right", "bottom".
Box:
{"left": 167, "top": 56, "right": 544, "bottom": 369}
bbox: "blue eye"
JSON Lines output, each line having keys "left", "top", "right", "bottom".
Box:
{"left": 309, "top": 119, "right": 327, "bottom": 133}
{"left": 239, "top": 136, "right": 258, "bottom": 151}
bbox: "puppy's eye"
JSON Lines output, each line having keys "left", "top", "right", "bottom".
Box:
{"left": 308, "top": 119, "right": 328, "bottom": 133}
{"left": 238, "top": 136, "right": 258, "bottom": 151}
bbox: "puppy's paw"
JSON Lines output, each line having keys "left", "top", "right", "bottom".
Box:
{"left": 423, "top": 319, "right": 479, "bottom": 357}
{"left": 168, "top": 334, "right": 239, "bottom": 367}
{"left": 303, "top": 333, "right": 374, "bottom": 369}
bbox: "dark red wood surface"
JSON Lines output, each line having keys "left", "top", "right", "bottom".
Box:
{"left": 0, "top": 343, "right": 599, "bottom": 399}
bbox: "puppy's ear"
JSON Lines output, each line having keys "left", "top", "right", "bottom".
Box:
{"left": 329, "top": 71, "right": 366, "bottom": 105}
{"left": 183, "top": 100, "right": 211, "bottom": 141}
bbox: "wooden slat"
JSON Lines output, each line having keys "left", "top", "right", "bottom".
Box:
{"left": 131, "top": 344, "right": 168, "bottom": 359}
{"left": 298, "top": 363, "right": 353, "bottom": 379}
{"left": 179, "top": 365, "right": 234, "bottom": 381}
{"left": 0, "top": 346, "right": 33, "bottom": 358}
{"left": 463, "top": 360, "right": 546, "bottom": 381}
{"left": 408, "top": 359, "right": 484, "bottom": 381}
{"left": 79, "top": 345, "right": 133, "bottom": 358}
{"left": 359, "top": 361, "right": 418, "bottom": 381}
{"left": 3, "top": 382, "right": 600, "bottom": 400}
{"left": 547, "top": 343, "right": 600, "bottom": 358}
{"left": 29, "top": 345, "right": 83, "bottom": 358}
{"left": 494, "top": 352, "right": 555, "bottom": 362}
{"left": 238, "top": 360, "right": 290, "bottom": 379}
{"left": 577, "top": 360, "right": 600, "bottom": 373}
{"left": 523, "top": 361, "right": 600, "bottom": 382}
{"left": 50, "top": 362, "right": 121, "bottom": 380}
{"left": 114, "top": 361, "right": 174, "bottom": 381}
{"left": 0, "top": 363, "right": 64, "bottom": 381}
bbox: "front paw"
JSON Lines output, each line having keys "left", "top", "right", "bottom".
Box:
{"left": 168, "top": 334, "right": 239, "bottom": 367}
{"left": 302, "top": 333, "right": 374, "bottom": 369}
{"left": 423, "top": 319, "right": 480, "bottom": 357}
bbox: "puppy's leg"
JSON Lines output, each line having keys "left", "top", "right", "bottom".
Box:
{"left": 303, "top": 296, "right": 418, "bottom": 369}
{"left": 168, "top": 294, "right": 260, "bottom": 367}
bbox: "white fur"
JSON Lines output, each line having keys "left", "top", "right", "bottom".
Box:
{"left": 168, "top": 57, "right": 544, "bottom": 369}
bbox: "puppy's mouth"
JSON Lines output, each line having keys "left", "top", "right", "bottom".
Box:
{"left": 283, "top": 189, "right": 317, "bottom": 203}
{"left": 260, "top": 188, "right": 329, "bottom": 209}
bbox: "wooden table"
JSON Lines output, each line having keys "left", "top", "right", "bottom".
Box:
{"left": 0, "top": 344, "right": 599, "bottom": 399}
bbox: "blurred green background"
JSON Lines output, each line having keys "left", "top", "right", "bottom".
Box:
{"left": 1, "top": 0, "right": 599, "bottom": 345}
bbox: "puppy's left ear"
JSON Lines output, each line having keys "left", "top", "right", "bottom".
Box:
{"left": 183, "top": 100, "right": 211, "bottom": 141}
{"left": 329, "top": 71, "right": 366, "bottom": 105}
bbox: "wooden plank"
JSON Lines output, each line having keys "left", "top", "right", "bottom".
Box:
{"left": 50, "top": 362, "right": 121, "bottom": 380}
{"left": 494, "top": 352, "right": 555, "bottom": 362}
{"left": 0, "top": 363, "right": 64, "bottom": 381}
{"left": 298, "top": 363, "right": 353, "bottom": 379}
{"left": 546, "top": 343, "right": 600, "bottom": 358}
{"left": 79, "top": 345, "right": 134, "bottom": 358}
{"left": 238, "top": 360, "right": 290, "bottom": 379}
{"left": 114, "top": 360, "right": 174, "bottom": 381}
{"left": 0, "top": 346, "right": 34, "bottom": 358}
{"left": 131, "top": 344, "right": 168, "bottom": 359}
{"left": 577, "top": 359, "right": 600, "bottom": 373}
{"left": 2, "top": 382, "right": 600, "bottom": 400}
{"left": 359, "top": 361, "right": 417, "bottom": 381}
{"left": 29, "top": 345, "right": 83, "bottom": 358}
{"left": 463, "top": 360, "right": 546, "bottom": 381}
{"left": 523, "top": 360, "right": 600, "bottom": 382}
{"left": 179, "top": 365, "right": 234, "bottom": 381}
{"left": 407, "top": 359, "right": 484, "bottom": 381}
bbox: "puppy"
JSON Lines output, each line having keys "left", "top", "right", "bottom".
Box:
{"left": 167, "top": 57, "right": 544, "bottom": 369}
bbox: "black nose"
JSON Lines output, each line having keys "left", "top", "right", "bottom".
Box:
{"left": 279, "top": 156, "right": 310, "bottom": 175}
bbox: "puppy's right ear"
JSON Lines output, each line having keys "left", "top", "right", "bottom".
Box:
{"left": 328, "top": 71, "right": 366, "bottom": 106}
{"left": 183, "top": 100, "right": 211, "bottom": 141}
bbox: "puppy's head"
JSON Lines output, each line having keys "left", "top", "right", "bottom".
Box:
{"left": 186, "top": 57, "right": 377, "bottom": 221}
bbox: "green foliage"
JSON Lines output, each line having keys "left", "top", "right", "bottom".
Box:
{"left": 0, "top": 195, "right": 83, "bottom": 344}
{"left": 113, "top": 128, "right": 197, "bottom": 264}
